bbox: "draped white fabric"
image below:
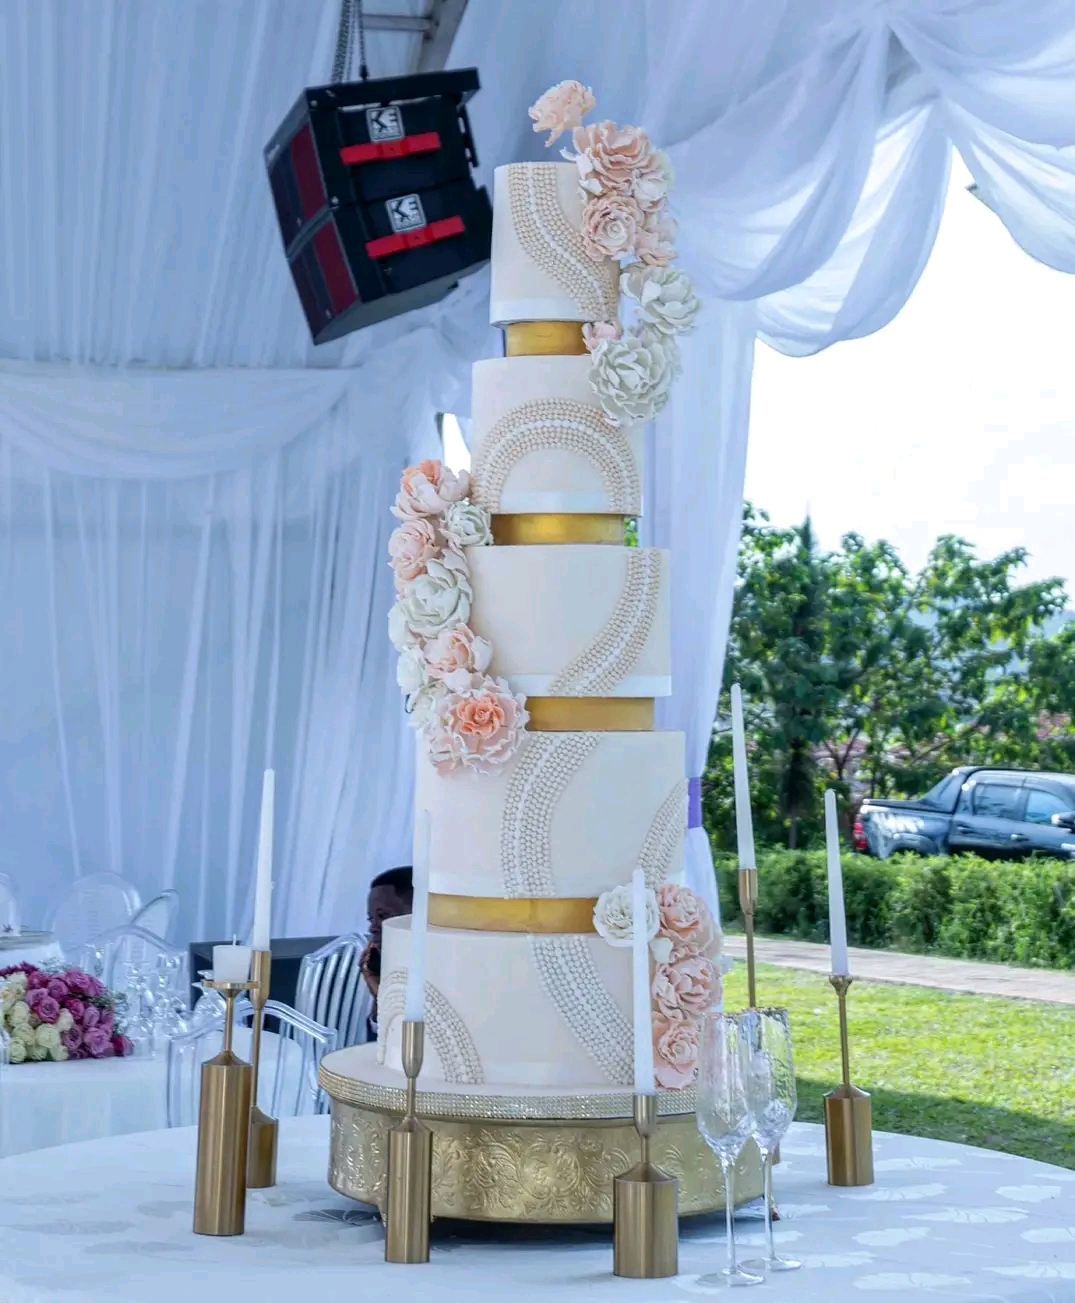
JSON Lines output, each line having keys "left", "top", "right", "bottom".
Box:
{"left": 2, "top": 0, "right": 1074, "bottom": 940}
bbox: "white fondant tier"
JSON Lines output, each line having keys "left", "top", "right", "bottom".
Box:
{"left": 466, "top": 544, "right": 671, "bottom": 698}
{"left": 489, "top": 164, "right": 620, "bottom": 327}
{"left": 471, "top": 355, "right": 643, "bottom": 515}
{"left": 417, "top": 730, "right": 685, "bottom": 898}
{"left": 378, "top": 916, "right": 637, "bottom": 1088}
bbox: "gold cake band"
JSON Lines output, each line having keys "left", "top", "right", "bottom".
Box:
{"left": 491, "top": 513, "right": 626, "bottom": 546}
{"left": 526, "top": 697, "right": 654, "bottom": 731}
{"left": 429, "top": 892, "right": 598, "bottom": 934}
{"left": 504, "top": 321, "right": 587, "bottom": 356}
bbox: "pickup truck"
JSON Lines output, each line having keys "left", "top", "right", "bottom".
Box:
{"left": 854, "top": 767, "right": 1075, "bottom": 861}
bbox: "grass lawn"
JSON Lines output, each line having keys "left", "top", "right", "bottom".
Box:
{"left": 723, "top": 961, "right": 1075, "bottom": 1169}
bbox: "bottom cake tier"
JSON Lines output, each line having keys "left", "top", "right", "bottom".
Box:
{"left": 319, "top": 1043, "right": 765, "bottom": 1222}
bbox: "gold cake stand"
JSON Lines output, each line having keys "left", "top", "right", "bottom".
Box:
{"left": 320, "top": 1045, "right": 762, "bottom": 1223}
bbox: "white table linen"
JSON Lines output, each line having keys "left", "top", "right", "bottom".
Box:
{"left": 0, "top": 1028, "right": 298, "bottom": 1157}
{"left": 0, "top": 931, "right": 64, "bottom": 970}
{"left": 0, "top": 1118, "right": 1072, "bottom": 1302}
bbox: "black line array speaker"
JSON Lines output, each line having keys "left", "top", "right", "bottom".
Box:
{"left": 265, "top": 69, "right": 491, "bottom": 345}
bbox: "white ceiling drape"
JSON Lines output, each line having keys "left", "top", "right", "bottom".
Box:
{"left": 1, "top": 0, "right": 1073, "bottom": 937}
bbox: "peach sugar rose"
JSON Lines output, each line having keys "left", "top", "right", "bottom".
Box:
{"left": 656, "top": 883, "right": 717, "bottom": 955}
{"left": 529, "top": 80, "right": 596, "bottom": 145}
{"left": 428, "top": 676, "right": 529, "bottom": 774}
{"left": 653, "top": 1011, "right": 699, "bottom": 1091}
{"left": 423, "top": 624, "right": 493, "bottom": 681}
{"left": 392, "top": 459, "right": 470, "bottom": 521}
{"left": 652, "top": 949, "right": 720, "bottom": 1019}
{"left": 572, "top": 122, "right": 666, "bottom": 206}
{"left": 580, "top": 192, "right": 644, "bottom": 262}
{"left": 388, "top": 517, "right": 441, "bottom": 589}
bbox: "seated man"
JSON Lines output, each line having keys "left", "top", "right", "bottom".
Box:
{"left": 359, "top": 866, "right": 413, "bottom": 1041}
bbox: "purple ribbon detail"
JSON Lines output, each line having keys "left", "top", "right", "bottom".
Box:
{"left": 688, "top": 777, "right": 703, "bottom": 829}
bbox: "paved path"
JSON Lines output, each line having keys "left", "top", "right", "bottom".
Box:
{"left": 722, "top": 933, "right": 1075, "bottom": 1005}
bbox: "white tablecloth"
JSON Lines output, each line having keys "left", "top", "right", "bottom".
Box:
{"left": 0, "top": 931, "right": 64, "bottom": 970}
{"left": 0, "top": 1028, "right": 297, "bottom": 1157}
{"left": 0, "top": 1119, "right": 1072, "bottom": 1302}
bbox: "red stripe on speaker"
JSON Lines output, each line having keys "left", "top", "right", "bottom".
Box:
{"left": 312, "top": 221, "right": 358, "bottom": 316}
{"left": 291, "top": 123, "right": 327, "bottom": 223}
{"left": 340, "top": 132, "right": 442, "bottom": 167}
{"left": 366, "top": 215, "right": 465, "bottom": 260}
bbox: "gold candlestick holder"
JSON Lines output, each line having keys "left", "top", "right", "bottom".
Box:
{"left": 384, "top": 1019, "right": 433, "bottom": 1263}
{"left": 824, "top": 975, "right": 874, "bottom": 1186}
{"left": 193, "top": 978, "right": 256, "bottom": 1235}
{"left": 246, "top": 949, "right": 278, "bottom": 1189}
{"left": 613, "top": 1092, "right": 679, "bottom": 1278}
{"left": 738, "top": 867, "right": 758, "bottom": 1009}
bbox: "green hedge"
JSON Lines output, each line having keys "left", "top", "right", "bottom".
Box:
{"left": 714, "top": 848, "right": 1075, "bottom": 970}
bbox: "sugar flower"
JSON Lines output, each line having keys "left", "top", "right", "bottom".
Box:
{"left": 593, "top": 882, "right": 660, "bottom": 948}
{"left": 427, "top": 676, "right": 529, "bottom": 774}
{"left": 529, "top": 80, "right": 596, "bottom": 146}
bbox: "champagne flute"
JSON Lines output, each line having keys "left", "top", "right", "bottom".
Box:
{"left": 742, "top": 1007, "right": 800, "bottom": 1273}
{"left": 696, "top": 1011, "right": 764, "bottom": 1287}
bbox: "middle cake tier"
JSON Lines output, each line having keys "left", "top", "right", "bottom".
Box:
{"left": 466, "top": 544, "right": 671, "bottom": 698}
{"left": 417, "top": 728, "right": 686, "bottom": 898}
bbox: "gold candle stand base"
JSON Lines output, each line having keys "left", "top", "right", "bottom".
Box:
{"left": 193, "top": 980, "right": 256, "bottom": 1236}
{"left": 246, "top": 949, "right": 279, "bottom": 1189}
{"left": 824, "top": 975, "right": 874, "bottom": 1187}
{"left": 613, "top": 1093, "right": 679, "bottom": 1279}
{"left": 384, "top": 1020, "right": 433, "bottom": 1263}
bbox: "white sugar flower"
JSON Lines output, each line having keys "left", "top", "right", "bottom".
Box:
{"left": 593, "top": 883, "right": 660, "bottom": 948}
{"left": 588, "top": 327, "right": 681, "bottom": 425}
{"left": 441, "top": 500, "right": 492, "bottom": 549}
{"left": 408, "top": 681, "right": 447, "bottom": 732}
{"left": 396, "top": 555, "right": 473, "bottom": 641}
{"left": 621, "top": 264, "right": 700, "bottom": 336}
{"left": 388, "top": 600, "right": 419, "bottom": 651}
{"left": 396, "top": 644, "right": 430, "bottom": 698}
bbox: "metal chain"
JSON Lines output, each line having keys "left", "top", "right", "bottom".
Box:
{"left": 356, "top": 0, "right": 369, "bottom": 81}
{"left": 331, "top": 0, "right": 353, "bottom": 83}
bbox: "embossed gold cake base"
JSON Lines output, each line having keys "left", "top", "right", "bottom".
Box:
{"left": 321, "top": 1049, "right": 762, "bottom": 1224}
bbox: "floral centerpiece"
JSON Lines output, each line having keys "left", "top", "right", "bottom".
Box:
{"left": 529, "top": 79, "right": 701, "bottom": 425}
{"left": 388, "top": 459, "right": 529, "bottom": 774}
{"left": 594, "top": 881, "right": 721, "bottom": 1090}
{"left": 0, "top": 964, "right": 132, "bottom": 1063}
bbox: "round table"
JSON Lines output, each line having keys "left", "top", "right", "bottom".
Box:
{"left": 0, "top": 1119, "right": 1071, "bottom": 1302}
{"left": 0, "top": 930, "right": 64, "bottom": 970}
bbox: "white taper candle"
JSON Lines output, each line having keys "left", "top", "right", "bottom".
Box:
{"left": 405, "top": 809, "right": 431, "bottom": 1021}
{"left": 632, "top": 868, "right": 656, "bottom": 1096}
{"left": 252, "top": 769, "right": 274, "bottom": 951}
{"left": 730, "top": 684, "right": 756, "bottom": 871}
{"left": 825, "top": 789, "right": 850, "bottom": 976}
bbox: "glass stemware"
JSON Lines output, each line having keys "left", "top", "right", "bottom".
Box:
{"left": 696, "top": 1011, "right": 764, "bottom": 1288}
{"left": 742, "top": 1007, "right": 801, "bottom": 1273}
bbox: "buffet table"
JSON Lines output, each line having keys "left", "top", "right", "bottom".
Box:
{"left": 0, "top": 1117, "right": 1071, "bottom": 1302}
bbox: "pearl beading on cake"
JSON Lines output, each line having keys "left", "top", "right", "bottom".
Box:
{"left": 377, "top": 968, "right": 485, "bottom": 1085}
{"left": 500, "top": 733, "right": 601, "bottom": 898}
{"left": 530, "top": 934, "right": 634, "bottom": 1084}
{"left": 471, "top": 397, "right": 640, "bottom": 515}
{"left": 639, "top": 778, "right": 689, "bottom": 887}
{"left": 548, "top": 549, "right": 664, "bottom": 696}
{"left": 507, "top": 164, "right": 619, "bottom": 322}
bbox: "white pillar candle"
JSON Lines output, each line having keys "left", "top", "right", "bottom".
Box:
{"left": 730, "top": 683, "right": 756, "bottom": 871}
{"left": 212, "top": 943, "right": 252, "bottom": 984}
{"left": 252, "top": 769, "right": 274, "bottom": 951}
{"left": 632, "top": 869, "right": 656, "bottom": 1096}
{"left": 404, "top": 810, "right": 431, "bottom": 1022}
{"left": 825, "top": 789, "right": 850, "bottom": 977}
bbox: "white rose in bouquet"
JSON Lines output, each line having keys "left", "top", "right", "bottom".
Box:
{"left": 36, "top": 1022, "right": 61, "bottom": 1050}
{"left": 8, "top": 1039, "right": 26, "bottom": 1064}
{"left": 9, "top": 1000, "right": 30, "bottom": 1025}
{"left": 49, "top": 1044, "right": 69, "bottom": 1062}
{"left": 593, "top": 882, "right": 660, "bottom": 947}
{"left": 56, "top": 1008, "right": 74, "bottom": 1033}
{"left": 27, "top": 1043, "right": 48, "bottom": 1061}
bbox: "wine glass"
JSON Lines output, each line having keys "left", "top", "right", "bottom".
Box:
{"left": 696, "top": 1011, "right": 764, "bottom": 1288}
{"left": 742, "top": 1008, "right": 801, "bottom": 1273}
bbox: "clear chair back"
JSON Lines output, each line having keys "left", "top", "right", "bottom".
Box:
{"left": 295, "top": 932, "right": 372, "bottom": 1049}
{"left": 130, "top": 890, "right": 178, "bottom": 942}
{"left": 165, "top": 999, "right": 336, "bottom": 1128}
{"left": 0, "top": 874, "right": 20, "bottom": 935}
{"left": 47, "top": 872, "right": 142, "bottom": 956}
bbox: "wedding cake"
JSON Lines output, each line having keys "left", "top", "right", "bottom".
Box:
{"left": 375, "top": 80, "right": 719, "bottom": 1100}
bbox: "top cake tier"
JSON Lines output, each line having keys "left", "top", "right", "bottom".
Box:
{"left": 489, "top": 163, "right": 620, "bottom": 327}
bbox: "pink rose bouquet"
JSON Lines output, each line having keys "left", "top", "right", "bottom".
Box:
{"left": 0, "top": 963, "right": 130, "bottom": 1064}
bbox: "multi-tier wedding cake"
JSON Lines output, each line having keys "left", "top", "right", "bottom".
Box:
{"left": 318, "top": 81, "right": 739, "bottom": 1222}
{"left": 376, "top": 80, "right": 720, "bottom": 1100}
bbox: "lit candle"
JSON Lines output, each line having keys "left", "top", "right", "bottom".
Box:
{"left": 825, "top": 789, "right": 850, "bottom": 976}
{"left": 632, "top": 869, "right": 656, "bottom": 1096}
{"left": 730, "top": 683, "right": 756, "bottom": 871}
{"left": 404, "top": 810, "right": 431, "bottom": 1022}
{"left": 212, "top": 943, "right": 252, "bottom": 984}
{"left": 252, "top": 769, "right": 274, "bottom": 952}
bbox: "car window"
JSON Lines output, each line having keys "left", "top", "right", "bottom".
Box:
{"left": 1024, "top": 789, "right": 1072, "bottom": 825}
{"left": 972, "top": 784, "right": 1022, "bottom": 819}
{"left": 919, "top": 773, "right": 963, "bottom": 811}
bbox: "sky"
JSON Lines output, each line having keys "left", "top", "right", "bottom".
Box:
{"left": 748, "top": 158, "right": 1075, "bottom": 590}
{"left": 445, "top": 158, "right": 1075, "bottom": 591}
